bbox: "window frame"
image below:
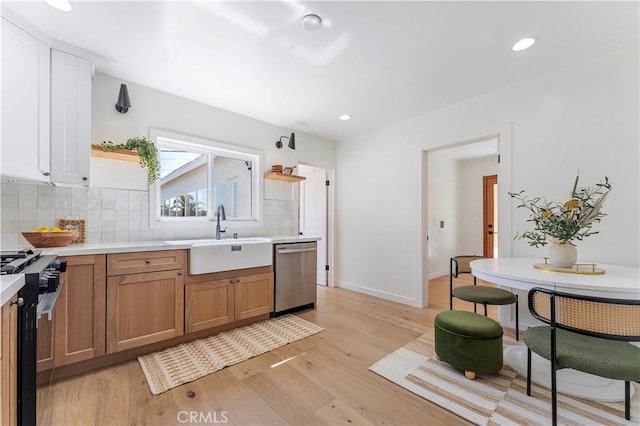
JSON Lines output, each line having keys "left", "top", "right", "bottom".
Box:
{"left": 149, "top": 128, "right": 263, "bottom": 228}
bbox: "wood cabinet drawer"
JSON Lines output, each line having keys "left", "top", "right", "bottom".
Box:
{"left": 107, "top": 250, "right": 184, "bottom": 276}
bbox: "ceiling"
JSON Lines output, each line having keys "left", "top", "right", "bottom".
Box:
{"left": 4, "top": 1, "right": 638, "bottom": 142}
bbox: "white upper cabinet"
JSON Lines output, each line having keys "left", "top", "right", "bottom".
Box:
{"left": 50, "top": 49, "right": 91, "bottom": 186}
{"left": 1, "top": 16, "right": 51, "bottom": 183}
{"left": 1, "top": 11, "right": 93, "bottom": 187}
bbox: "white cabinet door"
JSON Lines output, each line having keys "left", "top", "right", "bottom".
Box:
{"left": 1, "top": 17, "right": 51, "bottom": 183}
{"left": 50, "top": 49, "right": 91, "bottom": 186}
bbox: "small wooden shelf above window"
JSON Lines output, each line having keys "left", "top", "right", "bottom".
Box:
{"left": 264, "top": 172, "right": 306, "bottom": 182}
{"left": 91, "top": 145, "right": 140, "bottom": 163}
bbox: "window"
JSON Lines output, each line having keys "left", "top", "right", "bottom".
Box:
{"left": 149, "top": 129, "right": 262, "bottom": 227}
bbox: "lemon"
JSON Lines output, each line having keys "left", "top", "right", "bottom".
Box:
{"left": 38, "top": 226, "right": 49, "bottom": 232}
{"left": 50, "top": 227, "right": 62, "bottom": 232}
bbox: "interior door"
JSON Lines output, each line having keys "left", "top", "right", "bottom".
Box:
{"left": 483, "top": 174, "right": 498, "bottom": 258}
{"left": 299, "top": 168, "right": 327, "bottom": 285}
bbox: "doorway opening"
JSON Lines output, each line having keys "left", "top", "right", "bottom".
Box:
{"left": 421, "top": 124, "right": 512, "bottom": 308}
{"left": 297, "top": 164, "right": 332, "bottom": 286}
{"left": 425, "top": 135, "right": 499, "bottom": 279}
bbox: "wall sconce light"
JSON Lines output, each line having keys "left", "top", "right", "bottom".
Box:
{"left": 275, "top": 133, "right": 295, "bottom": 150}
{"left": 115, "top": 84, "right": 131, "bottom": 113}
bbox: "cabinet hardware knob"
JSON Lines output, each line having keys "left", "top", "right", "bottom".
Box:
{"left": 82, "top": 176, "right": 88, "bottom": 181}
{"left": 177, "top": 271, "right": 183, "bottom": 275}
{"left": 145, "top": 259, "right": 151, "bottom": 264}
{"left": 10, "top": 297, "right": 24, "bottom": 307}
{"left": 236, "top": 278, "right": 240, "bottom": 283}
{"left": 43, "top": 172, "right": 50, "bottom": 177}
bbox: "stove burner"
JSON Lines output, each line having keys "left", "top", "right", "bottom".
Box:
{"left": 0, "top": 249, "right": 43, "bottom": 275}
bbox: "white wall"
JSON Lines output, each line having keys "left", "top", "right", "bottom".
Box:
{"left": 427, "top": 152, "right": 459, "bottom": 277}
{"left": 336, "top": 46, "right": 639, "bottom": 307}
{"left": 91, "top": 72, "right": 337, "bottom": 198}
{"left": 87, "top": 72, "right": 336, "bottom": 239}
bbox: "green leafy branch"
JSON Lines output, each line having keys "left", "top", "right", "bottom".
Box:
{"left": 508, "top": 176, "right": 611, "bottom": 247}
{"left": 101, "top": 137, "right": 160, "bottom": 184}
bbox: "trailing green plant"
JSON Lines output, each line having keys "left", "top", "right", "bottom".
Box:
{"left": 101, "top": 137, "right": 160, "bottom": 184}
{"left": 509, "top": 175, "right": 612, "bottom": 247}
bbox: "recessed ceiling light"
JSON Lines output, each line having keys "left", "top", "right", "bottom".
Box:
{"left": 45, "top": 0, "right": 72, "bottom": 12}
{"left": 339, "top": 114, "right": 351, "bottom": 121}
{"left": 512, "top": 37, "right": 536, "bottom": 52}
{"left": 301, "top": 14, "right": 322, "bottom": 31}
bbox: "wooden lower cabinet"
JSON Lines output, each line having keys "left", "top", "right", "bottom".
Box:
{"left": 1, "top": 295, "right": 18, "bottom": 426}
{"left": 37, "top": 255, "right": 107, "bottom": 371}
{"left": 185, "top": 272, "right": 273, "bottom": 332}
{"left": 185, "top": 280, "right": 234, "bottom": 333}
{"left": 34, "top": 249, "right": 276, "bottom": 382}
{"left": 107, "top": 269, "right": 184, "bottom": 353}
{"left": 234, "top": 273, "right": 274, "bottom": 320}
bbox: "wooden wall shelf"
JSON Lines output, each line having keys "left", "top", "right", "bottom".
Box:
{"left": 91, "top": 145, "right": 140, "bottom": 163}
{"left": 264, "top": 172, "right": 306, "bottom": 182}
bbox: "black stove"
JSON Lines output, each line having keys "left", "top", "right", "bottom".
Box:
{"left": 1, "top": 249, "right": 66, "bottom": 426}
{"left": 1, "top": 249, "right": 66, "bottom": 293}
{"left": 1, "top": 249, "right": 43, "bottom": 274}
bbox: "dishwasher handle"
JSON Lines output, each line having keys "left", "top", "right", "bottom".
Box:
{"left": 276, "top": 247, "right": 317, "bottom": 255}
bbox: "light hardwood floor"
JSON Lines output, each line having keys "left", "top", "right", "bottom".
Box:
{"left": 37, "top": 275, "right": 505, "bottom": 425}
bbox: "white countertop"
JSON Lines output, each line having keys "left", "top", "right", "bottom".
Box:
{"left": 269, "top": 236, "right": 321, "bottom": 244}
{"left": 0, "top": 274, "right": 25, "bottom": 306}
{"left": 471, "top": 257, "right": 640, "bottom": 299}
{"left": 42, "top": 240, "right": 193, "bottom": 256}
{"left": 42, "top": 236, "right": 320, "bottom": 256}
{"left": 1, "top": 236, "right": 320, "bottom": 302}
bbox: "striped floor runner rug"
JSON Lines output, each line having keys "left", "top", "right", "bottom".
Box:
{"left": 370, "top": 332, "right": 639, "bottom": 425}
{"left": 138, "top": 314, "right": 323, "bottom": 395}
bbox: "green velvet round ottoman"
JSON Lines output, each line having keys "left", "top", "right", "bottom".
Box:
{"left": 434, "top": 310, "right": 503, "bottom": 379}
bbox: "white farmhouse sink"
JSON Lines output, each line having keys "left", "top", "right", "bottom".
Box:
{"left": 165, "top": 238, "right": 273, "bottom": 275}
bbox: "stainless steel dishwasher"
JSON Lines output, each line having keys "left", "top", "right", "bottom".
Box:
{"left": 273, "top": 241, "right": 317, "bottom": 315}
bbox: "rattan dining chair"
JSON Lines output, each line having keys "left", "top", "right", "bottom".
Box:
{"left": 449, "top": 255, "right": 519, "bottom": 340}
{"left": 525, "top": 287, "right": 640, "bottom": 425}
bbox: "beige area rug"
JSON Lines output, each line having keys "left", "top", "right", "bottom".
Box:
{"left": 370, "top": 332, "right": 639, "bottom": 425}
{"left": 138, "top": 314, "right": 323, "bottom": 395}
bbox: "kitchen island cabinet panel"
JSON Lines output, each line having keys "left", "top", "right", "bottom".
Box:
{"left": 107, "top": 270, "right": 184, "bottom": 353}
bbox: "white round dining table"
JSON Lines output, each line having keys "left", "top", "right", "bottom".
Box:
{"left": 470, "top": 257, "right": 640, "bottom": 403}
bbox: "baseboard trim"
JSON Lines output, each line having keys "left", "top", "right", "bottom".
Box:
{"left": 335, "top": 280, "right": 421, "bottom": 307}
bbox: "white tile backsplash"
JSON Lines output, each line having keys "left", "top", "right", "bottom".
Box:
{"left": 0, "top": 182, "right": 296, "bottom": 247}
